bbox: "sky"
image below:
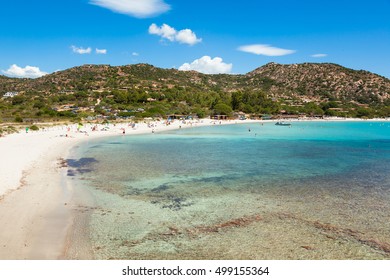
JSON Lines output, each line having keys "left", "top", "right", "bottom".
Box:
{"left": 0, "top": 0, "right": 389, "bottom": 79}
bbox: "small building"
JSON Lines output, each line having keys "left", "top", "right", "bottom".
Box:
{"left": 167, "top": 114, "right": 185, "bottom": 120}
{"left": 3, "top": 92, "right": 18, "bottom": 98}
{"left": 211, "top": 115, "right": 228, "bottom": 120}
{"left": 260, "top": 114, "right": 273, "bottom": 120}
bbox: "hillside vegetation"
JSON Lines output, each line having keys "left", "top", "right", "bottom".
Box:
{"left": 1, "top": 62, "right": 390, "bottom": 123}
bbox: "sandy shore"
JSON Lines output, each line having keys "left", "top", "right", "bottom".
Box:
{"left": 1, "top": 117, "right": 388, "bottom": 259}
{"left": 0, "top": 118, "right": 254, "bottom": 259}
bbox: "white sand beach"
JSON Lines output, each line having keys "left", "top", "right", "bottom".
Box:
{"left": 0, "top": 118, "right": 252, "bottom": 259}
{"left": 1, "top": 117, "right": 385, "bottom": 259}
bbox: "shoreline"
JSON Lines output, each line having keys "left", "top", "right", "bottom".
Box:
{"left": 0, "top": 118, "right": 254, "bottom": 259}
{"left": 1, "top": 117, "right": 390, "bottom": 259}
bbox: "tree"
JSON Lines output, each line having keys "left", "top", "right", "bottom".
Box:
{"left": 356, "top": 107, "right": 374, "bottom": 118}
{"left": 74, "top": 91, "right": 88, "bottom": 99}
{"left": 213, "top": 103, "right": 232, "bottom": 115}
{"left": 231, "top": 91, "right": 242, "bottom": 110}
{"left": 113, "top": 90, "right": 128, "bottom": 104}
{"left": 12, "top": 96, "right": 25, "bottom": 105}
{"left": 304, "top": 102, "right": 324, "bottom": 116}
{"left": 33, "top": 100, "right": 46, "bottom": 109}
{"left": 321, "top": 101, "right": 339, "bottom": 111}
{"left": 242, "top": 104, "right": 254, "bottom": 113}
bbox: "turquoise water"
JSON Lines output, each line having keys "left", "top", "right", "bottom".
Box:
{"left": 67, "top": 122, "right": 390, "bottom": 259}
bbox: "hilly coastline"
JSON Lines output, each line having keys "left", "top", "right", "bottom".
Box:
{"left": 1, "top": 62, "right": 390, "bottom": 123}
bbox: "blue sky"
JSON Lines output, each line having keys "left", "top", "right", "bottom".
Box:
{"left": 1, "top": 0, "right": 389, "bottom": 78}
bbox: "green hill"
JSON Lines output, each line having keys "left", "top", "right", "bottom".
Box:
{"left": 1, "top": 62, "right": 390, "bottom": 123}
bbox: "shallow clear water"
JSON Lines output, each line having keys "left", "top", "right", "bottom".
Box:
{"left": 68, "top": 122, "right": 390, "bottom": 259}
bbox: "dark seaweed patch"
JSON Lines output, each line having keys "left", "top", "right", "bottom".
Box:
{"left": 188, "top": 174, "right": 238, "bottom": 184}
{"left": 151, "top": 194, "right": 194, "bottom": 211}
{"left": 66, "top": 158, "right": 98, "bottom": 176}
{"left": 162, "top": 196, "right": 194, "bottom": 210}
{"left": 76, "top": 168, "right": 93, "bottom": 174}
{"left": 124, "top": 188, "right": 144, "bottom": 196}
{"left": 151, "top": 184, "right": 170, "bottom": 193}
{"left": 90, "top": 145, "right": 102, "bottom": 149}
{"left": 67, "top": 158, "right": 98, "bottom": 168}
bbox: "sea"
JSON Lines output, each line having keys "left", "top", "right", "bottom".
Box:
{"left": 66, "top": 121, "right": 390, "bottom": 259}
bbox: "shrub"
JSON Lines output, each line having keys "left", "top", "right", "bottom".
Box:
{"left": 29, "top": 125, "right": 39, "bottom": 131}
{"left": 14, "top": 116, "right": 23, "bottom": 123}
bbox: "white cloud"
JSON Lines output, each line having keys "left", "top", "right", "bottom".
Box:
{"left": 96, "top": 48, "right": 107, "bottom": 54}
{"left": 2, "top": 64, "right": 48, "bottom": 79}
{"left": 149, "top": 23, "right": 176, "bottom": 41}
{"left": 132, "top": 52, "right": 139, "bottom": 56}
{"left": 238, "top": 44, "right": 296, "bottom": 56}
{"left": 71, "top": 45, "right": 92, "bottom": 54}
{"left": 149, "top": 23, "right": 202, "bottom": 46}
{"left": 176, "top": 29, "right": 202, "bottom": 45}
{"left": 90, "top": 0, "right": 170, "bottom": 18}
{"left": 179, "top": 56, "right": 232, "bottom": 74}
{"left": 311, "top": 53, "right": 328, "bottom": 58}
